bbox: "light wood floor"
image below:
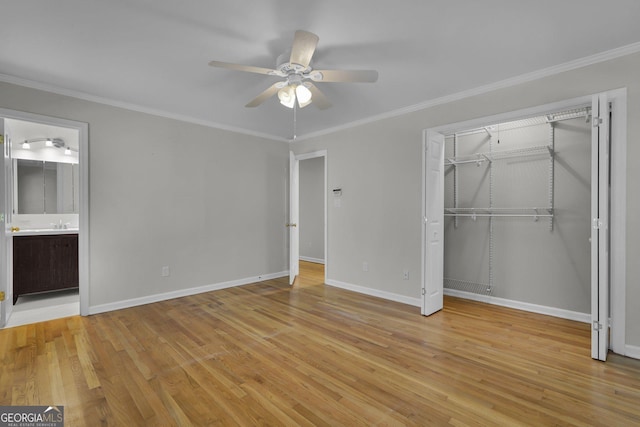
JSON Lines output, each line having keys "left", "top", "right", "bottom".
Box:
{"left": 1, "top": 261, "right": 639, "bottom": 426}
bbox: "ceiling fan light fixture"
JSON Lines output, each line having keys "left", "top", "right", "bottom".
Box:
{"left": 295, "top": 84, "right": 312, "bottom": 105}
{"left": 278, "top": 86, "right": 296, "bottom": 108}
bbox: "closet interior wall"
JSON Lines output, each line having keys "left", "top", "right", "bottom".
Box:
{"left": 443, "top": 110, "right": 592, "bottom": 315}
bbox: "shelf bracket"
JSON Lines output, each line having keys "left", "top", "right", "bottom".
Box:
{"left": 546, "top": 145, "right": 554, "bottom": 157}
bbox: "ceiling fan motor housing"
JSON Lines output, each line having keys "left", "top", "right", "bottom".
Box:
{"left": 274, "top": 52, "right": 312, "bottom": 76}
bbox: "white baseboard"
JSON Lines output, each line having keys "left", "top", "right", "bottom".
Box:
{"left": 444, "top": 289, "right": 591, "bottom": 323}
{"left": 299, "top": 256, "right": 325, "bottom": 264}
{"left": 88, "top": 271, "right": 288, "bottom": 315}
{"left": 625, "top": 344, "right": 640, "bottom": 360}
{"left": 325, "top": 279, "right": 421, "bottom": 307}
{"left": 6, "top": 301, "right": 79, "bottom": 328}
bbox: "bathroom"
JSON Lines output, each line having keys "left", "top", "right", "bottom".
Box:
{"left": 2, "top": 117, "right": 80, "bottom": 327}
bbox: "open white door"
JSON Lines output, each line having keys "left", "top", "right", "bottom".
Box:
{"left": 591, "top": 93, "right": 610, "bottom": 361}
{"left": 422, "top": 131, "right": 445, "bottom": 316}
{"left": 288, "top": 151, "right": 299, "bottom": 285}
{"left": 0, "top": 119, "right": 14, "bottom": 327}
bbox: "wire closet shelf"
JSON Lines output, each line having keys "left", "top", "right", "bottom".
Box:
{"left": 443, "top": 105, "right": 590, "bottom": 223}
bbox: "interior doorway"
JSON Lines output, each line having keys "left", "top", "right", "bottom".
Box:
{"left": 289, "top": 150, "right": 327, "bottom": 285}
{"left": 421, "top": 90, "right": 627, "bottom": 361}
{"left": 296, "top": 260, "right": 326, "bottom": 287}
{"left": 0, "top": 109, "right": 89, "bottom": 328}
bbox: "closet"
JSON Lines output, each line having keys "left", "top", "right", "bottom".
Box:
{"left": 443, "top": 107, "right": 592, "bottom": 315}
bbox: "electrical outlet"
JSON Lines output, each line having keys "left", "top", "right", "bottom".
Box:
{"left": 403, "top": 270, "right": 409, "bottom": 280}
{"left": 161, "top": 266, "right": 170, "bottom": 277}
{"left": 362, "top": 261, "right": 369, "bottom": 272}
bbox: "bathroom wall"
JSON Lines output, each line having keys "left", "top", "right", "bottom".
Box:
{"left": 10, "top": 119, "right": 80, "bottom": 228}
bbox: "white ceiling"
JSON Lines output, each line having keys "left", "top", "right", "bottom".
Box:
{"left": 2, "top": 1, "right": 640, "bottom": 141}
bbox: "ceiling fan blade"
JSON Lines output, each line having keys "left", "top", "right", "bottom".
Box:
{"left": 306, "top": 83, "right": 331, "bottom": 110}
{"left": 311, "top": 69, "right": 378, "bottom": 83}
{"left": 289, "top": 30, "right": 319, "bottom": 68}
{"left": 208, "top": 60, "right": 275, "bottom": 75}
{"left": 246, "top": 83, "right": 281, "bottom": 108}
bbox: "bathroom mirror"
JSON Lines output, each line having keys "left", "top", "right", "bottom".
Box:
{"left": 15, "top": 159, "right": 79, "bottom": 214}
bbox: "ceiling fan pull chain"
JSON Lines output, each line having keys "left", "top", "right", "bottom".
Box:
{"left": 293, "top": 101, "right": 297, "bottom": 140}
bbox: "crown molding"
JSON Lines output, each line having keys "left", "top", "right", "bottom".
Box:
{"left": 3, "top": 40, "right": 640, "bottom": 144}
{"left": 293, "top": 41, "right": 640, "bottom": 142}
{"left": 0, "top": 72, "right": 289, "bottom": 143}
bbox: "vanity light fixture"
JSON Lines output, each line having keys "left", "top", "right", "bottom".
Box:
{"left": 21, "top": 137, "right": 70, "bottom": 151}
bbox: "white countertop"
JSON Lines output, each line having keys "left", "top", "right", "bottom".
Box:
{"left": 10, "top": 228, "right": 79, "bottom": 236}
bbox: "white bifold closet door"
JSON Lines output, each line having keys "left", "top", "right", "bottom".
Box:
{"left": 422, "top": 131, "right": 445, "bottom": 316}
{"left": 591, "top": 93, "right": 610, "bottom": 362}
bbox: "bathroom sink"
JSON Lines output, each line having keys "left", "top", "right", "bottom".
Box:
{"left": 11, "top": 228, "right": 79, "bottom": 236}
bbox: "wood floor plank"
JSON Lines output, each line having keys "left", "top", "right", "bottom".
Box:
{"left": 1, "top": 261, "right": 640, "bottom": 426}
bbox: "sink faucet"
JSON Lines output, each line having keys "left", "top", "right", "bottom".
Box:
{"left": 50, "top": 220, "right": 64, "bottom": 229}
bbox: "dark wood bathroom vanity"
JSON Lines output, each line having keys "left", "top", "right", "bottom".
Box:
{"left": 13, "top": 233, "right": 79, "bottom": 304}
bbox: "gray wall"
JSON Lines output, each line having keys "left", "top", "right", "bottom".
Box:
{"left": 444, "top": 117, "right": 591, "bottom": 313}
{"left": 292, "top": 51, "right": 640, "bottom": 348}
{"left": 0, "top": 81, "right": 289, "bottom": 309}
{"left": 299, "top": 157, "right": 324, "bottom": 262}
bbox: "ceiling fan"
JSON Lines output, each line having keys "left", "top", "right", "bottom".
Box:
{"left": 208, "top": 30, "right": 378, "bottom": 110}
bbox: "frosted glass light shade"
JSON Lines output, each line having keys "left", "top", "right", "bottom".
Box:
{"left": 278, "top": 86, "right": 296, "bottom": 108}
{"left": 296, "top": 84, "right": 312, "bottom": 104}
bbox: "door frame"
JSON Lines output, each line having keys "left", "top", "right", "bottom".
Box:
{"left": 0, "top": 108, "right": 89, "bottom": 317}
{"left": 421, "top": 89, "right": 627, "bottom": 356}
{"left": 290, "top": 150, "right": 328, "bottom": 284}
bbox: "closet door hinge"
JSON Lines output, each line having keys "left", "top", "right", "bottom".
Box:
{"left": 421, "top": 288, "right": 426, "bottom": 296}
{"left": 593, "top": 218, "right": 605, "bottom": 230}
{"left": 592, "top": 117, "right": 603, "bottom": 128}
{"left": 0, "top": 291, "right": 5, "bottom": 302}
{"left": 592, "top": 321, "right": 603, "bottom": 331}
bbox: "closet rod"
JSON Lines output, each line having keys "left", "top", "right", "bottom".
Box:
{"left": 444, "top": 213, "right": 553, "bottom": 218}
{"left": 445, "top": 207, "right": 553, "bottom": 213}
{"left": 445, "top": 144, "right": 552, "bottom": 166}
